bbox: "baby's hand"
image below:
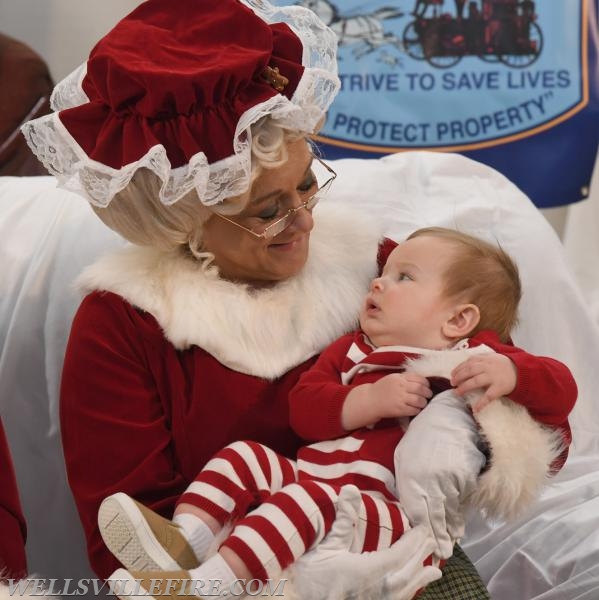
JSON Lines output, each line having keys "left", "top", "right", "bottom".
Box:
{"left": 450, "top": 353, "right": 517, "bottom": 413}
{"left": 371, "top": 373, "right": 432, "bottom": 419}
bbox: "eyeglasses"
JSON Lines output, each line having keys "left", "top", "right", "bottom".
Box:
{"left": 212, "top": 155, "right": 337, "bottom": 240}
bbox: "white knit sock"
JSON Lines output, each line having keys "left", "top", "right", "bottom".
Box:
{"left": 188, "top": 553, "right": 237, "bottom": 592}
{"left": 173, "top": 513, "right": 216, "bottom": 562}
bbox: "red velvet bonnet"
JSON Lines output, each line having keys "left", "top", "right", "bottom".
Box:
{"left": 21, "top": 0, "right": 339, "bottom": 207}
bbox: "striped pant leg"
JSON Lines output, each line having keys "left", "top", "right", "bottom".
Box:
{"left": 357, "top": 495, "right": 439, "bottom": 570}
{"left": 177, "top": 440, "right": 298, "bottom": 526}
{"left": 356, "top": 493, "right": 409, "bottom": 552}
{"left": 220, "top": 482, "right": 409, "bottom": 582}
{"left": 221, "top": 480, "right": 337, "bottom": 581}
{"left": 332, "top": 493, "right": 439, "bottom": 570}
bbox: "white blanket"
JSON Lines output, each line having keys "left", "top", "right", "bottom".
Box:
{"left": 1, "top": 151, "right": 599, "bottom": 598}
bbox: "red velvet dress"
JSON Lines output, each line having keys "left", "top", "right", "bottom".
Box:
{"left": 0, "top": 419, "right": 27, "bottom": 579}
{"left": 60, "top": 207, "right": 393, "bottom": 578}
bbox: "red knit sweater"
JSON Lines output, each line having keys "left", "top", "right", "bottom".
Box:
{"left": 290, "top": 329, "right": 576, "bottom": 444}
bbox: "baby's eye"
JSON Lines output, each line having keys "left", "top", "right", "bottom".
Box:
{"left": 398, "top": 272, "right": 412, "bottom": 281}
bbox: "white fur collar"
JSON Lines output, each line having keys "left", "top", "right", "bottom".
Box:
{"left": 77, "top": 203, "right": 385, "bottom": 379}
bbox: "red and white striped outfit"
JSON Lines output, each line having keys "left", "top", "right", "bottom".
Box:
{"left": 178, "top": 334, "right": 437, "bottom": 581}
{"left": 178, "top": 329, "right": 575, "bottom": 581}
{"left": 179, "top": 439, "right": 412, "bottom": 581}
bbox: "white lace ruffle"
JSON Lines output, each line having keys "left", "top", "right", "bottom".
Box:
{"left": 20, "top": 1, "right": 340, "bottom": 208}
{"left": 50, "top": 63, "right": 88, "bottom": 111}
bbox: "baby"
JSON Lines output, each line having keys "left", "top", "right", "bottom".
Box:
{"left": 99, "top": 227, "right": 575, "bottom": 598}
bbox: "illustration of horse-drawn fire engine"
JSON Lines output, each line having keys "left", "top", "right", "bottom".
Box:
{"left": 403, "top": 0, "right": 543, "bottom": 68}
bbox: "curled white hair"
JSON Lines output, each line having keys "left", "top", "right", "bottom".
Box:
{"left": 91, "top": 116, "right": 306, "bottom": 264}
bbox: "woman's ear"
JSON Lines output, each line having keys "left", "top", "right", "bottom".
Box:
{"left": 442, "top": 303, "right": 481, "bottom": 339}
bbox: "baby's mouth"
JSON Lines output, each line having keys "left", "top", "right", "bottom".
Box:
{"left": 365, "top": 297, "right": 380, "bottom": 313}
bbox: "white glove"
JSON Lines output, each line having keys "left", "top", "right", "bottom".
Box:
{"left": 290, "top": 485, "right": 442, "bottom": 600}
{"left": 395, "top": 390, "right": 486, "bottom": 559}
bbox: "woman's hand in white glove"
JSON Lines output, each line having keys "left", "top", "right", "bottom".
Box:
{"left": 394, "top": 390, "right": 486, "bottom": 559}
{"left": 290, "top": 485, "right": 442, "bottom": 600}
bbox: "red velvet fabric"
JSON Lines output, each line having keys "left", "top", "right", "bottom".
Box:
{"left": 60, "top": 240, "right": 395, "bottom": 579}
{"left": 59, "top": 0, "right": 305, "bottom": 169}
{"left": 0, "top": 420, "right": 27, "bottom": 579}
{"left": 60, "top": 290, "right": 314, "bottom": 579}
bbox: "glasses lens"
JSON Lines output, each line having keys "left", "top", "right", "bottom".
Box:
{"left": 313, "top": 157, "right": 336, "bottom": 198}
{"left": 317, "top": 177, "right": 334, "bottom": 199}
{"left": 262, "top": 195, "right": 321, "bottom": 240}
{"left": 305, "top": 193, "right": 320, "bottom": 210}
{"left": 259, "top": 159, "right": 336, "bottom": 240}
{"left": 263, "top": 216, "right": 289, "bottom": 240}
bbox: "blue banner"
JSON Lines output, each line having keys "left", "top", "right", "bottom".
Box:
{"left": 278, "top": 0, "right": 599, "bottom": 208}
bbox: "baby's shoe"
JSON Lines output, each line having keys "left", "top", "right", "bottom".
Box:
{"left": 98, "top": 493, "right": 199, "bottom": 572}
{"left": 108, "top": 569, "right": 204, "bottom": 599}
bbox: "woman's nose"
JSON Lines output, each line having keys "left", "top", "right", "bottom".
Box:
{"left": 287, "top": 203, "right": 314, "bottom": 233}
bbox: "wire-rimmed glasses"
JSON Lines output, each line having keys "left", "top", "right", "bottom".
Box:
{"left": 212, "top": 155, "right": 337, "bottom": 240}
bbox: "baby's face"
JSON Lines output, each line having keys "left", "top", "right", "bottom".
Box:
{"left": 360, "top": 236, "right": 458, "bottom": 348}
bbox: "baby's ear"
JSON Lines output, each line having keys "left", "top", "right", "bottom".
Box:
{"left": 443, "top": 303, "right": 480, "bottom": 339}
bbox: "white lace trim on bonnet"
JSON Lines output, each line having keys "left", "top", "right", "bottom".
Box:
{"left": 20, "top": 0, "right": 339, "bottom": 208}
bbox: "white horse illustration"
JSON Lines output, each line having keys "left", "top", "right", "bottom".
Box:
{"left": 377, "top": 49, "right": 404, "bottom": 68}
{"left": 299, "top": 0, "right": 404, "bottom": 58}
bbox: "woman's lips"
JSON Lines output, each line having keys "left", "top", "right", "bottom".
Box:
{"left": 269, "top": 235, "right": 305, "bottom": 252}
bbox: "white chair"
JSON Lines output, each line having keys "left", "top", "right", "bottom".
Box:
{"left": 2, "top": 151, "right": 599, "bottom": 598}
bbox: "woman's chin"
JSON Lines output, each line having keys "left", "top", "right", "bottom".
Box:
{"left": 267, "top": 234, "right": 310, "bottom": 279}
{"left": 270, "top": 255, "right": 309, "bottom": 281}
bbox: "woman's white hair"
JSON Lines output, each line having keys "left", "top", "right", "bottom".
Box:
{"left": 90, "top": 116, "right": 305, "bottom": 261}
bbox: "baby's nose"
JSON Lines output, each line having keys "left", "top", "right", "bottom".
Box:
{"left": 370, "top": 278, "right": 383, "bottom": 291}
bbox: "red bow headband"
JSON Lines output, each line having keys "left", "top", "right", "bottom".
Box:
{"left": 22, "top": 0, "right": 339, "bottom": 207}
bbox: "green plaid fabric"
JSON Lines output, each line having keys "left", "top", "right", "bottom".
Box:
{"left": 417, "top": 545, "right": 490, "bottom": 600}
